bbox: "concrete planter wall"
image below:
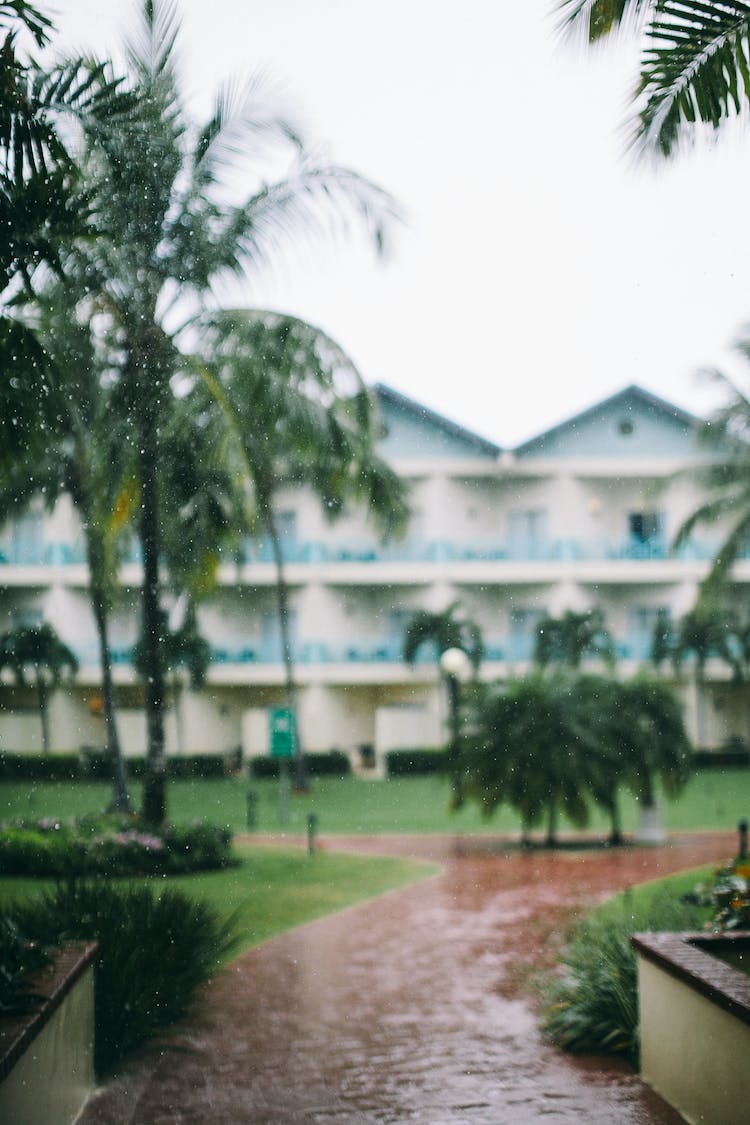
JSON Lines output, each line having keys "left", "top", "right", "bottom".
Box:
{"left": 633, "top": 931, "right": 750, "bottom": 1125}
{"left": 0, "top": 942, "right": 97, "bottom": 1125}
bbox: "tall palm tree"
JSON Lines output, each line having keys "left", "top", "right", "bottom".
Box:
{"left": 403, "top": 601, "right": 483, "bottom": 795}
{"left": 194, "top": 309, "right": 409, "bottom": 790}
{"left": 0, "top": 622, "right": 78, "bottom": 754}
{"left": 559, "top": 1, "right": 750, "bottom": 156}
{"left": 402, "top": 602, "right": 484, "bottom": 670}
{"left": 0, "top": 1, "right": 129, "bottom": 470}
{"left": 75, "top": 0, "right": 399, "bottom": 824}
{"left": 1, "top": 282, "right": 136, "bottom": 810}
{"left": 533, "top": 608, "right": 615, "bottom": 670}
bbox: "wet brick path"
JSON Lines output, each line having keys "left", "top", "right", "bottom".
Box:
{"left": 80, "top": 832, "right": 733, "bottom": 1124}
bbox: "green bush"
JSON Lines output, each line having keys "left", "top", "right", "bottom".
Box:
{"left": 0, "top": 915, "right": 52, "bottom": 1014}
{"left": 542, "top": 890, "right": 708, "bottom": 1066}
{"left": 385, "top": 749, "right": 446, "bottom": 776}
{"left": 0, "top": 815, "right": 235, "bottom": 877}
{"left": 10, "top": 881, "right": 239, "bottom": 1074}
{"left": 0, "top": 751, "right": 234, "bottom": 781}
{"left": 0, "top": 752, "right": 81, "bottom": 780}
{"left": 248, "top": 751, "right": 351, "bottom": 779}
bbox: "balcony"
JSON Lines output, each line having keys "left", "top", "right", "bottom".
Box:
{"left": 0, "top": 535, "right": 721, "bottom": 570}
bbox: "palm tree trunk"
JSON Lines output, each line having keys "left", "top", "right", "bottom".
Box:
{"left": 38, "top": 679, "right": 50, "bottom": 755}
{"left": 446, "top": 673, "right": 461, "bottom": 796}
{"left": 608, "top": 788, "right": 622, "bottom": 846}
{"left": 545, "top": 798, "right": 558, "bottom": 847}
{"left": 266, "top": 506, "right": 307, "bottom": 791}
{"left": 85, "top": 517, "right": 132, "bottom": 813}
{"left": 137, "top": 392, "right": 167, "bottom": 825}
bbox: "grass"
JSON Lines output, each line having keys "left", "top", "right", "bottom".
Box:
{"left": 0, "top": 845, "right": 438, "bottom": 956}
{"left": 2, "top": 767, "right": 750, "bottom": 836}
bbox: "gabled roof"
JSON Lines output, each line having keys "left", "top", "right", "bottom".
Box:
{"left": 374, "top": 383, "right": 502, "bottom": 458}
{"left": 514, "top": 383, "right": 702, "bottom": 459}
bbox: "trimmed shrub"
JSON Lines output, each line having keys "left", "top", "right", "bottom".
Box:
{"left": 693, "top": 747, "right": 750, "bottom": 769}
{"left": 248, "top": 751, "right": 351, "bottom": 779}
{"left": 0, "top": 814, "right": 235, "bottom": 877}
{"left": 542, "top": 890, "right": 708, "bottom": 1066}
{"left": 0, "top": 751, "right": 234, "bottom": 781}
{"left": 10, "top": 881, "right": 240, "bottom": 1074}
{"left": 0, "top": 752, "right": 81, "bottom": 780}
{"left": 385, "top": 749, "right": 446, "bottom": 777}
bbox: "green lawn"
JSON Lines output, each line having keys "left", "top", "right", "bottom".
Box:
{"left": 0, "top": 845, "right": 438, "bottom": 957}
{"left": 2, "top": 768, "right": 750, "bottom": 836}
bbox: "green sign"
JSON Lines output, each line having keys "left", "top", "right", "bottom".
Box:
{"left": 269, "top": 707, "right": 295, "bottom": 758}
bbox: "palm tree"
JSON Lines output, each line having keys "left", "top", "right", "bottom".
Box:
{"left": 674, "top": 350, "right": 750, "bottom": 591}
{"left": 133, "top": 605, "right": 211, "bottom": 757}
{"left": 12, "top": 282, "right": 137, "bottom": 810}
{"left": 194, "top": 309, "right": 409, "bottom": 790}
{"left": 533, "top": 608, "right": 615, "bottom": 670}
{"left": 615, "top": 675, "right": 692, "bottom": 821}
{"left": 403, "top": 601, "right": 483, "bottom": 795}
{"left": 0, "top": 1, "right": 129, "bottom": 470}
{"left": 459, "top": 673, "right": 595, "bottom": 846}
{"left": 402, "top": 602, "right": 484, "bottom": 670}
{"left": 0, "top": 623, "right": 78, "bottom": 754}
{"left": 559, "top": 1, "right": 750, "bottom": 156}
{"left": 74, "top": 0, "right": 399, "bottom": 824}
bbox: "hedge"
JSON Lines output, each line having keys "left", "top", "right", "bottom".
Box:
{"left": 385, "top": 748, "right": 446, "bottom": 776}
{"left": 0, "top": 751, "right": 236, "bottom": 781}
{"left": 248, "top": 750, "right": 351, "bottom": 779}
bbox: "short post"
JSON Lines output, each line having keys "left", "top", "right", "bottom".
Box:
{"left": 279, "top": 760, "right": 290, "bottom": 828}
{"left": 246, "top": 789, "right": 258, "bottom": 831}
{"left": 307, "top": 812, "right": 318, "bottom": 856}
{"left": 739, "top": 818, "right": 748, "bottom": 861}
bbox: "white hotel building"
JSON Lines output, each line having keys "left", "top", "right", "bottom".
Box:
{"left": 1, "top": 383, "right": 748, "bottom": 766}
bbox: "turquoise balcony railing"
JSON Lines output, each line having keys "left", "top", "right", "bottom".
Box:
{"left": 0, "top": 535, "right": 724, "bottom": 568}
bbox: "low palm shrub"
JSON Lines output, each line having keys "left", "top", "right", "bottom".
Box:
{"left": 543, "top": 890, "right": 708, "bottom": 1066}
{"left": 10, "top": 880, "right": 240, "bottom": 1074}
{"left": 0, "top": 814, "right": 235, "bottom": 876}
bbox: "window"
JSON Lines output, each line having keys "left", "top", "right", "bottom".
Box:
{"left": 628, "top": 511, "right": 664, "bottom": 543}
{"left": 507, "top": 511, "right": 548, "bottom": 559}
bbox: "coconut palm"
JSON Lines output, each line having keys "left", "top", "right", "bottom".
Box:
{"left": 0, "top": 281, "right": 136, "bottom": 810}
{"left": 559, "top": 1, "right": 750, "bottom": 156}
{"left": 0, "top": 622, "right": 78, "bottom": 754}
{"left": 194, "top": 308, "right": 409, "bottom": 790}
{"left": 533, "top": 608, "right": 615, "bottom": 670}
{"left": 75, "top": 0, "right": 399, "bottom": 823}
{"left": 674, "top": 352, "right": 750, "bottom": 593}
{"left": 0, "top": 2, "right": 129, "bottom": 469}
{"left": 402, "top": 602, "right": 484, "bottom": 670}
{"left": 403, "top": 601, "right": 483, "bottom": 796}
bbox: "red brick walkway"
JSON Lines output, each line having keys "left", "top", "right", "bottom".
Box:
{"left": 80, "top": 832, "right": 733, "bottom": 1124}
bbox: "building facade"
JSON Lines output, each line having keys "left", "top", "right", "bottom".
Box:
{"left": 1, "top": 383, "right": 747, "bottom": 766}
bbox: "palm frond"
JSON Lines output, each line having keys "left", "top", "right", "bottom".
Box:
{"left": 557, "top": 0, "right": 655, "bottom": 41}
{"left": 221, "top": 158, "right": 402, "bottom": 279}
{"left": 636, "top": 1, "right": 750, "bottom": 155}
{"left": 191, "top": 72, "right": 303, "bottom": 186}
{"left": 126, "top": 0, "right": 181, "bottom": 86}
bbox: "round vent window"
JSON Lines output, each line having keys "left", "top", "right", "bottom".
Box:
{"left": 618, "top": 419, "right": 634, "bottom": 436}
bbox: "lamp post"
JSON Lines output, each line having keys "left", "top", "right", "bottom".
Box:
{"left": 440, "top": 646, "right": 472, "bottom": 795}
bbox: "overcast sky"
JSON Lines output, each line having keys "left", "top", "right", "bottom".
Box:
{"left": 47, "top": 0, "right": 750, "bottom": 447}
